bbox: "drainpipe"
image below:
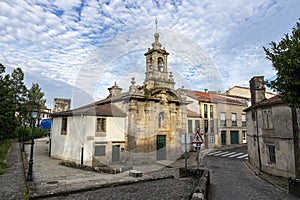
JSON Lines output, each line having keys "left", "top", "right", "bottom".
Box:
{"left": 255, "top": 109, "right": 262, "bottom": 172}
{"left": 81, "top": 147, "right": 84, "bottom": 165}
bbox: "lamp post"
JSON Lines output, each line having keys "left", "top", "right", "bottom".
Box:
{"left": 26, "top": 107, "right": 39, "bottom": 181}
{"left": 21, "top": 119, "right": 25, "bottom": 152}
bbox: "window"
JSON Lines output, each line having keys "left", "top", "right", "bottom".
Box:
{"left": 188, "top": 120, "right": 193, "bottom": 133}
{"left": 242, "top": 131, "right": 247, "bottom": 141}
{"left": 242, "top": 114, "right": 247, "bottom": 127}
{"left": 267, "top": 144, "right": 276, "bottom": 163}
{"left": 210, "top": 105, "right": 214, "bottom": 118}
{"left": 204, "top": 104, "right": 208, "bottom": 118}
{"left": 94, "top": 146, "right": 106, "bottom": 156}
{"left": 204, "top": 120, "right": 208, "bottom": 133}
{"left": 195, "top": 120, "right": 200, "bottom": 132}
{"left": 263, "top": 110, "right": 273, "bottom": 129}
{"left": 232, "top": 113, "right": 237, "bottom": 126}
{"left": 158, "top": 112, "right": 165, "bottom": 128}
{"left": 96, "top": 118, "right": 106, "bottom": 136}
{"left": 61, "top": 117, "right": 67, "bottom": 135}
{"left": 220, "top": 112, "right": 226, "bottom": 126}
{"left": 210, "top": 134, "right": 215, "bottom": 143}
{"left": 158, "top": 57, "right": 164, "bottom": 71}
{"left": 210, "top": 120, "right": 214, "bottom": 133}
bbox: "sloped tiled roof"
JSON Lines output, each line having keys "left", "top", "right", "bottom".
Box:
{"left": 244, "top": 95, "right": 283, "bottom": 111}
{"left": 187, "top": 109, "right": 201, "bottom": 118}
{"left": 52, "top": 94, "right": 127, "bottom": 117}
{"left": 183, "top": 89, "right": 247, "bottom": 106}
{"left": 226, "top": 86, "right": 275, "bottom": 96}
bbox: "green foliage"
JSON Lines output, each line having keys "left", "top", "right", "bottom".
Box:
{"left": 16, "top": 126, "right": 47, "bottom": 141}
{"left": 0, "top": 139, "right": 14, "bottom": 175}
{"left": 263, "top": 19, "right": 300, "bottom": 108}
{"left": 0, "top": 63, "right": 47, "bottom": 140}
{"left": 0, "top": 65, "right": 17, "bottom": 139}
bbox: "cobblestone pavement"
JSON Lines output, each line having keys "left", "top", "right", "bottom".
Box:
{"left": 45, "top": 178, "right": 194, "bottom": 200}
{"left": 2, "top": 139, "right": 299, "bottom": 200}
{"left": 0, "top": 142, "right": 25, "bottom": 200}
{"left": 204, "top": 156, "right": 299, "bottom": 200}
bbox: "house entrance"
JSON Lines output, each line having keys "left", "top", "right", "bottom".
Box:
{"left": 112, "top": 145, "right": 120, "bottom": 163}
{"left": 156, "top": 135, "right": 166, "bottom": 160}
{"left": 221, "top": 131, "right": 226, "bottom": 145}
{"left": 230, "top": 131, "right": 239, "bottom": 144}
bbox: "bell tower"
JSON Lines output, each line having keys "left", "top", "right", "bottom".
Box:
{"left": 144, "top": 21, "right": 175, "bottom": 90}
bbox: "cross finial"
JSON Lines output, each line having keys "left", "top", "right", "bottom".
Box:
{"left": 155, "top": 18, "right": 158, "bottom": 32}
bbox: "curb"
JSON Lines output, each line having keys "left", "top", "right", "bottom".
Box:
{"left": 244, "top": 161, "right": 287, "bottom": 192}
{"left": 27, "top": 175, "right": 174, "bottom": 199}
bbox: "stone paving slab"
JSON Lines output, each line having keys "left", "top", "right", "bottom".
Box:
{"left": 24, "top": 138, "right": 186, "bottom": 199}
{"left": 0, "top": 142, "right": 25, "bottom": 200}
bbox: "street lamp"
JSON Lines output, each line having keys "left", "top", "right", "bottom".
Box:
{"left": 26, "top": 107, "right": 39, "bottom": 181}
{"left": 21, "top": 118, "right": 25, "bottom": 152}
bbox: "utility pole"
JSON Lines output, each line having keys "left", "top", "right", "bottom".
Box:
{"left": 292, "top": 107, "right": 300, "bottom": 178}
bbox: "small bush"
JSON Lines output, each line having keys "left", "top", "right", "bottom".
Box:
{"left": 0, "top": 139, "right": 14, "bottom": 175}
{"left": 16, "top": 126, "right": 48, "bottom": 141}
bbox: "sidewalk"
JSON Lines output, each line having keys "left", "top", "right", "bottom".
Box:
{"left": 0, "top": 142, "right": 26, "bottom": 200}
{"left": 23, "top": 138, "right": 199, "bottom": 199}
{"left": 244, "top": 161, "right": 290, "bottom": 191}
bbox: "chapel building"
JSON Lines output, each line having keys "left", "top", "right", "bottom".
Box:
{"left": 50, "top": 32, "right": 189, "bottom": 166}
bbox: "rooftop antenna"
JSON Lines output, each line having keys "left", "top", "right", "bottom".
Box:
{"left": 155, "top": 17, "right": 158, "bottom": 32}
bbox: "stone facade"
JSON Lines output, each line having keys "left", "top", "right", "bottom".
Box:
{"left": 123, "top": 32, "right": 189, "bottom": 164}
{"left": 53, "top": 98, "right": 71, "bottom": 113}
{"left": 245, "top": 76, "right": 299, "bottom": 178}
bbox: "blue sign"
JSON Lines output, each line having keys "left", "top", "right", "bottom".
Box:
{"left": 40, "top": 119, "right": 51, "bottom": 130}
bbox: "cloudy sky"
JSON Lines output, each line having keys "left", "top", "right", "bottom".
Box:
{"left": 1, "top": 0, "right": 299, "bottom": 109}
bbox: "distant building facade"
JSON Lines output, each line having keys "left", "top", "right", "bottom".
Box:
{"left": 52, "top": 98, "right": 71, "bottom": 113}
{"left": 245, "top": 76, "right": 299, "bottom": 178}
{"left": 184, "top": 89, "right": 248, "bottom": 148}
{"left": 226, "top": 85, "right": 275, "bottom": 102}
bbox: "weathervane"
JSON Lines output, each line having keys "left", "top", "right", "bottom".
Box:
{"left": 155, "top": 17, "right": 158, "bottom": 32}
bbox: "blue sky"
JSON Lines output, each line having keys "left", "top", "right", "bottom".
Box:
{"left": 0, "top": 0, "right": 299, "bottom": 109}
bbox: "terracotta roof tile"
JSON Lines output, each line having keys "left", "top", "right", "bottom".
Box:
{"left": 51, "top": 93, "right": 127, "bottom": 117}
{"left": 187, "top": 109, "right": 201, "bottom": 118}
{"left": 244, "top": 95, "right": 282, "bottom": 111}
{"left": 183, "top": 89, "right": 247, "bottom": 106}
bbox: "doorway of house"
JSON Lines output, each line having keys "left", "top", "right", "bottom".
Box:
{"left": 221, "top": 131, "right": 226, "bottom": 145}
{"left": 230, "top": 131, "right": 239, "bottom": 144}
{"left": 112, "top": 145, "right": 120, "bottom": 163}
{"left": 156, "top": 135, "right": 166, "bottom": 160}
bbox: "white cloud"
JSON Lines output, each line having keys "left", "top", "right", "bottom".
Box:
{"left": 0, "top": 0, "right": 299, "bottom": 108}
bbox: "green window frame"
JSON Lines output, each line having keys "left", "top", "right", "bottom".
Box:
{"left": 94, "top": 145, "right": 106, "bottom": 156}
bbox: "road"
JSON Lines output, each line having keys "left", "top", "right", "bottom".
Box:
{"left": 44, "top": 146, "right": 299, "bottom": 200}
{"left": 204, "top": 146, "right": 298, "bottom": 200}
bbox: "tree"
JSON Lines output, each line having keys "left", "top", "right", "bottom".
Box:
{"left": 0, "top": 64, "right": 17, "bottom": 139}
{"left": 26, "top": 83, "right": 46, "bottom": 110}
{"left": 264, "top": 19, "right": 300, "bottom": 178}
{"left": 26, "top": 83, "right": 46, "bottom": 127}
{"left": 0, "top": 63, "right": 47, "bottom": 139}
{"left": 10, "top": 68, "right": 28, "bottom": 126}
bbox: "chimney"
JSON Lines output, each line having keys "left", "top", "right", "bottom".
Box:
{"left": 250, "top": 76, "right": 266, "bottom": 106}
{"left": 204, "top": 89, "right": 208, "bottom": 93}
{"left": 53, "top": 98, "right": 71, "bottom": 113}
{"left": 107, "top": 82, "right": 122, "bottom": 98}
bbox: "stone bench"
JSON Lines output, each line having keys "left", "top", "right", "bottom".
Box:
{"left": 129, "top": 170, "right": 143, "bottom": 177}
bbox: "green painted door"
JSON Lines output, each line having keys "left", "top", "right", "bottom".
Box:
{"left": 221, "top": 131, "right": 226, "bottom": 145}
{"left": 230, "top": 131, "right": 239, "bottom": 144}
{"left": 156, "top": 135, "right": 166, "bottom": 160}
{"left": 112, "top": 145, "right": 120, "bottom": 163}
